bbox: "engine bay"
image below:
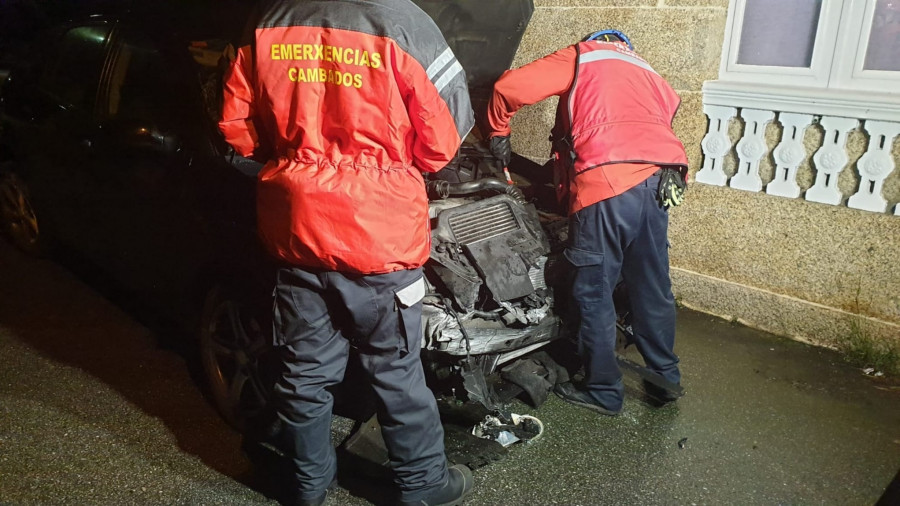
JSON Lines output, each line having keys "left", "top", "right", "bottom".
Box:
{"left": 418, "top": 145, "right": 573, "bottom": 408}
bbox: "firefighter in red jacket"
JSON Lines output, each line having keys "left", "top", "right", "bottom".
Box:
{"left": 487, "top": 30, "right": 688, "bottom": 416}
{"left": 219, "top": 1, "right": 475, "bottom": 505}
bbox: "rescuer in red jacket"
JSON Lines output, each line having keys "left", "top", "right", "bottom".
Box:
{"left": 487, "top": 30, "right": 688, "bottom": 416}
{"left": 219, "top": 1, "right": 475, "bottom": 504}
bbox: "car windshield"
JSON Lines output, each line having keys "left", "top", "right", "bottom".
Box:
{"left": 189, "top": 39, "right": 231, "bottom": 130}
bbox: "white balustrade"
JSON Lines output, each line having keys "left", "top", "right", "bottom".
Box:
{"left": 806, "top": 117, "right": 859, "bottom": 206}
{"left": 847, "top": 121, "right": 900, "bottom": 213}
{"left": 697, "top": 104, "right": 737, "bottom": 186}
{"left": 731, "top": 109, "right": 775, "bottom": 192}
{"left": 699, "top": 105, "right": 899, "bottom": 215}
{"left": 767, "top": 113, "right": 815, "bottom": 198}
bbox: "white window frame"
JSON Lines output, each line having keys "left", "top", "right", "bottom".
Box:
{"left": 830, "top": 0, "right": 900, "bottom": 92}
{"left": 719, "top": 0, "right": 844, "bottom": 88}
{"left": 706, "top": 0, "right": 900, "bottom": 122}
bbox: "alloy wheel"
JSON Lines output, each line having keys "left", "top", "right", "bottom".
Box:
{"left": 199, "top": 288, "right": 271, "bottom": 430}
{"left": 0, "top": 173, "right": 40, "bottom": 254}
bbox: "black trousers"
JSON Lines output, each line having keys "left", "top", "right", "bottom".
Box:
{"left": 256, "top": 266, "right": 447, "bottom": 503}
{"left": 566, "top": 173, "right": 681, "bottom": 411}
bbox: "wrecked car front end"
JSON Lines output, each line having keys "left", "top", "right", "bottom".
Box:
{"left": 195, "top": 0, "right": 567, "bottom": 419}
{"left": 405, "top": 0, "right": 577, "bottom": 408}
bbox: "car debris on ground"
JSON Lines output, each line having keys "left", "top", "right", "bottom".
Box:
{"left": 471, "top": 411, "right": 544, "bottom": 447}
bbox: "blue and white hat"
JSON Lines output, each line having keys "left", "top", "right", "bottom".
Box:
{"left": 584, "top": 29, "right": 633, "bottom": 50}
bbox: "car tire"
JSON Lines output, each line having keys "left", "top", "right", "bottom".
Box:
{"left": 0, "top": 170, "right": 44, "bottom": 255}
{"left": 198, "top": 285, "right": 273, "bottom": 431}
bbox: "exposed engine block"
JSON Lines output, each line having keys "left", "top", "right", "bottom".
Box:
{"left": 422, "top": 185, "right": 562, "bottom": 369}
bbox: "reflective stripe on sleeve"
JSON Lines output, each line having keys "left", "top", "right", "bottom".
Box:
{"left": 434, "top": 61, "right": 463, "bottom": 93}
{"left": 427, "top": 47, "right": 455, "bottom": 81}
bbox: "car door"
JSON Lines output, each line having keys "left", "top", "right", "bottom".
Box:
{"left": 16, "top": 23, "right": 116, "bottom": 259}
{"left": 87, "top": 25, "right": 216, "bottom": 320}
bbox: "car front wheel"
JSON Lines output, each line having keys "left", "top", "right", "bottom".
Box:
{"left": 198, "top": 285, "right": 273, "bottom": 430}
{"left": 0, "top": 171, "right": 42, "bottom": 255}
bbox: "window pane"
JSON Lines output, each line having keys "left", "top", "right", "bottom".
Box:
{"left": 41, "top": 25, "right": 110, "bottom": 109}
{"left": 864, "top": 0, "right": 900, "bottom": 72}
{"left": 108, "top": 37, "right": 169, "bottom": 121}
{"left": 737, "top": 0, "right": 823, "bottom": 68}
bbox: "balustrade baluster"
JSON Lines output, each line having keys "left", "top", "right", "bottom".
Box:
{"left": 697, "top": 104, "right": 737, "bottom": 186}
{"left": 806, "top": 116, "right": 859, "bottom": 206}
{"left": 767, "top": 113, "right": 814, "bottom": 198}
{"left": 731, "top": 109, "right": 775, "bottom": 192}
{"left": 847, "top": 121, "right": 899, "bottom": 213}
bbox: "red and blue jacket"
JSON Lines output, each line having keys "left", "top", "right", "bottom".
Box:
{"left": 487, "top": 40, "right": 687, "bottom": 214}
{"left": 220, "top": 0, "right": 474, "bottom": 273}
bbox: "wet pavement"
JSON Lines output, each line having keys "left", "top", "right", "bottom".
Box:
{"left": 1, "top": 237, "right": 899, "bottom": 505}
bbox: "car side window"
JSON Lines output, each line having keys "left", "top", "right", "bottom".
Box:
{"left": 106, "top": 33, "right": 173, "bottom": 123}
{"left": 40, "top": 25, "right": 111, "bottom": 110}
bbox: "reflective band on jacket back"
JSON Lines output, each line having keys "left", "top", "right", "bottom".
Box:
{"left": 578, "top": 49, "right": 658, "bottom": 75}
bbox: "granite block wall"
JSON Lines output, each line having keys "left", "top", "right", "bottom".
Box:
{"left": 509, "top": 0, "right": 900, "bottom": 352}
{"left": 510, "top": 0, "right": 726, "bottom": 170}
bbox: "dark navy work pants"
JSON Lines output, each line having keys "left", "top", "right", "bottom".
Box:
{"left": 565, "top": 173, "right": 680, "bottom": 411}
{"left": 260, "top": 266, "right": 447, "bottom": 503}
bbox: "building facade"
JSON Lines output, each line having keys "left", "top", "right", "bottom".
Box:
{"left": 509, "top": 0, "right": 900, "bottom": 360}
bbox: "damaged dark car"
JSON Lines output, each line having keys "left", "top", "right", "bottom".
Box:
{"left": 0, "top": 0, "right": 579, "bottom": 434}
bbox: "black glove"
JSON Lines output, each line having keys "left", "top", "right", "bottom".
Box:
{"left": 658, "top": 168, "right": 687, "bottom": 208}
{"left": 489, "top": 135, "right": 511, "bottom": 168}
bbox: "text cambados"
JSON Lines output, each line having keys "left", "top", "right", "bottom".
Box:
{"left": 271, "top": 43, "right": 383, "bottom": 89}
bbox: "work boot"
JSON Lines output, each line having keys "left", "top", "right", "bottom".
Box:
{"left": 293, "top": 479, "right": 337, "bottom": 506}
{"left": 643, "top": 380, "right": 684, "bottom": 404}
{"left": 553, "top": 382, "right": 622, "bottom": 416}
{"left": 295, "top": 491, "right": 328, "bottom": 506}
{"left": 399, "top": 464, "right": 474, "bottom": 506}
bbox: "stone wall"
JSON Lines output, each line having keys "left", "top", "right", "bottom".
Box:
{"left": 509, "top": 0, "right": 726, "bottom": 171}
{"left": 509, "top": 0, "right": 900, "bottom": 351}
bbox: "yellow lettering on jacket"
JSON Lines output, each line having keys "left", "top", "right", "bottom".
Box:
{"left": 286, "top": 67, "right": 364, "bottom": 89}
{"left": 270, "top": 43, "right": 383, "bottom": 71}
{"left": 276, "top": 39, "right": 386, "bottom": 89}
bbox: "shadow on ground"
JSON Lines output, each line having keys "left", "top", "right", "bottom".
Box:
{"left": 0, "top": 238, "right": 254, "bottom": 480}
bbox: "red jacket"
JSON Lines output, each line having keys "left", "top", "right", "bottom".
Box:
{"left": 487, "top": 41, "right": 687, "bottom": 214}
{"left": 220, "top": 0, "right": 474, "bottom": 274}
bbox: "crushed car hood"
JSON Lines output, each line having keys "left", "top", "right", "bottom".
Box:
{"left": 127, "top": 0, "right": 534, "bottom": 125}
{"left": 411, "top": 0, "right": 534, "bottom": 125}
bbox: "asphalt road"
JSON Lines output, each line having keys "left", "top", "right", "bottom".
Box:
{"left": 2, "top": 237, "right": 899, "bottom": 505}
